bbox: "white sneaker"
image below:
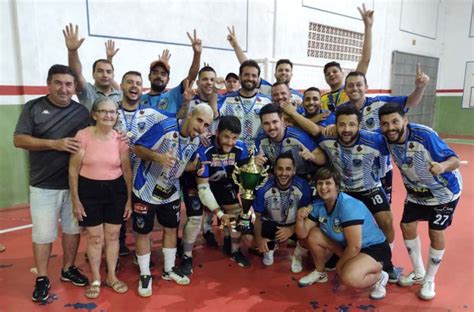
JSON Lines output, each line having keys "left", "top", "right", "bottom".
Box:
{"left": 370, "top": 271, "right": 389, "bottom": 300}
{"left": 162, "top": 267, "right": 191, "bottom": 285}
{"left": 298, "top": 270, "right": 328, "bottom": 286}
{"left": 262, "top": 250, "right": 275, "bottom": 266}
{"left": 290, "top": 254, "right": 303, "bottom": 273}
{"left": 138, "top": 275, "right": 152, "bottom": 297}
{"left": 419, "top": 280, "right": 436, "bottom": 300}
{"left": 398, "top": 271, "right": 425, "bottom": 287}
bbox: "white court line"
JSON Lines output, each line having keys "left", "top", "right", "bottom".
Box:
{"left": 460, "top": 160, "right": 469, "bottom": 164}
{"left": 0, "top": 224, "right": 33, "bottom": 234}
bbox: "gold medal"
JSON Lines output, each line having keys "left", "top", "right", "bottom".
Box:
{"left": 126, "top": 131, "right": 134, "bottom": 138}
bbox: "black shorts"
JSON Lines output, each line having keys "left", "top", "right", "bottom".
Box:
{"left": 360, "top": 240, "right": 392, "bottom": 268}
{"left": 210, "top": 179, "right": 240, "bottom": 206}
{"left": 380, "top": 169, "right": 393, "bottom": 204}
{"left": 181, "top": 175, "right": 204, "bottom": 217}
{"left": 401, "top": 199, "right": 459, "bottom": 230}
{"left": 132, "top": 194, "right": 181, "bottom": 234}
{"left": 261, "top": 220, "right": 297, "bottom": 242}
{"left": 346, "top": 187, "right": 390, "bottom": 215}
{"left": 78, "top": 175, "right": 127, "bottom": 227}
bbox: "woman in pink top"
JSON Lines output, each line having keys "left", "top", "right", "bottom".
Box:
{"left": 69, "top": 98, "right": 132, "bottom": 299}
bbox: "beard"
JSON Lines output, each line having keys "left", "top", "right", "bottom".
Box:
{"left": 385, "top": 127, "right": 406, "bottom": 144}
{"left": 241, "top": 80, "right": 257, "bottom": 92}
{"left": 151, "top": 81, "right": 167, "bottom": 93}
{"left": 337, "top": 132, "right": 358, "bottom": 145}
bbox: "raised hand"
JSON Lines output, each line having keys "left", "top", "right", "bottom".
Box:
{"left": 187, "top": 29, "right": 202, "bottom": 54}
{"left": 182, "top": 79, "right": 196, "bottom": 101}
{"left": 415, "top": 63, "right": 430, "bottom": 88}
{"left": 158, "top": 49, "right": 171, "bottom": 67}
{"left": 226, "top": 25, "right": 240, "bottom": 47}
{"left": 62, "top": 23, "right": 85, "bottom": 51}
{"left": 105, "top": 39, "right": 119, "bottom": 60}
{"left": 299, "top": 145, "right": 315, "bottom": 162}
{"left": 357, "top": 3, "right": 374, "bottom": 27}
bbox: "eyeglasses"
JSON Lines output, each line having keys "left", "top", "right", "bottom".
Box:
{"left": 95, "top": 109, "right": 118, "bottom": 116}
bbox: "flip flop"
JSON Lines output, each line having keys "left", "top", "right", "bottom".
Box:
{"left": 105, "top": 280, "right": 128, "bottom": 294}
{"left": 85, "top": 280, "right": 101, "bottom": 299}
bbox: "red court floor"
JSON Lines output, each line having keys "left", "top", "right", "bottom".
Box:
{"left": 0, "top": 142, "right": 473, "bottom": 312}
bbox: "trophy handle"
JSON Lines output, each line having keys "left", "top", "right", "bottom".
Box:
{"left": 255, "top": 165, "right": 270, "bottom": 190}
{"left": 232, "top": 164, "right": 242, "bottom": 189}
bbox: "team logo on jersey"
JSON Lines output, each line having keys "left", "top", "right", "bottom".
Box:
{"left": 254, "top": 109, "right": 261, "bottom": 114}
{"left": 334, "top": 142, "right": 339, "bottom": 148}
{"left": 138, "top": 122, "right": 146, "bottom": 131}
{"left": 234, "top": 97, "right": 240, "bottom": 102}
{"left": 366, "top": 106, "right": 372, "bottom": 112}
{"left": 409, "top": 142, "right": 415, "bottom": 149}
{"left": 356, "top": 145, "right": 363, "bottom": 152}
{"left": 332, "top": 218, "right": 342, "bottom": 233}
{"left": 157, "top": 99, "right": 168, "bottom": 110}
{"left": 352, "top": 159, "right": 362, "bottom": 167}
{"left": 173, "top": 132, "right": 178, "bottom": 138}
{"left": 366, "top": 117, "right": 374, "bottom": 127}
{"left": 191, "top": 198, "right": 201, "bottom": 211}
{"left": 406, "top": 157, "right": 414, "bottom": 167}
{"left": 257, "top": 97, "right": 261, "bottom": 102}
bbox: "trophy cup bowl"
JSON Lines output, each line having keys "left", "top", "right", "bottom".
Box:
{"left": 231, "top": 153, "right": 268, "bottom": 234}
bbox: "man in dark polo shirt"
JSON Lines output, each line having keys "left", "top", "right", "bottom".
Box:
{"left": 14, "top": 64, "right": 90, "bottom": 303}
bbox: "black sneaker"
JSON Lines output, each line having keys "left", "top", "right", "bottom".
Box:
{"left": 178, "top": 256, "right": 193, "bottom": 276}
{"left": 203, "top": 231, "right": 218, "bottom": 248}
{"left": 119, "top": 244, "right": 130, "bottom": 257}
{"left": 32, "top": 276, "right": 50, "bottom": 302}
{"left": 231, "top": 250, "right": 251, "bottom": 268}
{"left": 60, "top": 266, "right": 88, "bottom": 286}
{"left": 223, "top": 236, "right": 231, "bottom": 255}
{"left": 325, "top": 254, "right": 339, "bottom": 271}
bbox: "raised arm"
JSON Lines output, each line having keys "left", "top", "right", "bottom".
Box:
{"left": 281, "top": 101, "right": 322, "bottom": 137}
{"left": 105, "top": 39, "right": 121, "bottom": 91}
{"left": 406, "top": 63, "right": 430, "bottom": 108}
{"left": 185, "top": 30, "right": 202, "bottom": 83}
{"left": 227, "top": 25, "right": 248, "bottom": 64}
{"left": 429, "top": 156, "right": 460, "bottom": 175}
{"left": 63, "top": 23, "right": 87, "bottom": 92}
{"left": 355, "top": 4, "right": 374, "bottom": 74}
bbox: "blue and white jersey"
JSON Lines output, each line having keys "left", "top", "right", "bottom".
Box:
{"left": 198, "top": 136, "right": 249, "bottom": 183}
{"left": 218, "top": 91, "right": 272, "bottom": 149}
{"left": 387, "top": 123, "right": 462, "bottom": 206}
{"left": 308, "top": 192, "right": 386, "bottom": 248}
{"left": 258, "top": 78, "right": 304, "bottom": 107}
{"left": 139, "top": 84, "right": 184, "bottom": 116}
{"left": 116, "top": 105, "right": 168, "bottom": 172}
{"left": 255, "top": 126, "right": 318, "bottom": 176}
{"left": 254, "top": 176, "right": 311, "bottom": 224}
{"left": 318, "top": 130, "right": 389, "bottom": 192}
{"left": 133, "top": 118, "right": 201, "bottom": 205}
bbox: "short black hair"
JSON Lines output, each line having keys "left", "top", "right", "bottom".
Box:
{"left": 304, "top": 87, "right": 321, "bottom": 96}
{"left": 198, "top": 66, "right": 216, "bottom": 79}
{"left": 217, "top": 115, "right": 241, "bottom": 134}
{"left": 276, "top": 59, "right": 293, "bottom": 70}
{"left": 275, "top": 150, "right": 295, "bottom": 166}
{"left": 271, "top": 81, "right": 290, "bottom": 90}
{"left": 323, "top": 61, "right": 342, "bottom": 75}
{"left": 121, "top": 71, "right": 142, "bottom": 83}
{"left": 47, "top": 64, "right": 76, "bottom": 82}
{"left": 239, "top": 59, "right": 260, "bottom": 77}
{"left": 92, "top": 59, "right": 114, "bottom": 73}
{"left": 313, "top": 166, "right": 341, "bottom": 187}
{"left": 225, "top": 72, "right": 239, "bottom": 81}
{"left": 259, "top": 103, "right": 282, "bottom": 120}
{"left": 345, "top": 71, "right": 367, "bottom": 86}
{"left": 335, "top": 103, "right": 361, "bottom": 123}
{"left": 378, "top": 102, "right": 406, "bottom": 119}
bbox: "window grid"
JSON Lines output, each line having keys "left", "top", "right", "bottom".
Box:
{"left": 307, "top": 22, "right": 363, "bottom": 61}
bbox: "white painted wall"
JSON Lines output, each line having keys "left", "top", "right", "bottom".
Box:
{"left": 0, "top": 0, "right": 472, "bottom": 93}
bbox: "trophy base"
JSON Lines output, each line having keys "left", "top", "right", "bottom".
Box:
{"left": 236, "top": 212, "right": 254, "bottom": 235}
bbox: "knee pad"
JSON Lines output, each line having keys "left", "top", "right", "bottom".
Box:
{"left": 183, "top": 216, "right": 203, "bottom": 243}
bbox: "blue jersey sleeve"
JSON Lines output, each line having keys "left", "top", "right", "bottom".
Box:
{"left": 298, "top": 180, "right": 312, "bottom": 208}
{"left": 196, "top": 146, "right": 209, "bottom": 178}
{"left": 339, "top": 197, "right": 365, "bottom": 227}
{"left": 133, "top": 122, "right": 165, "bottom": 149}
{"left": 253, "top": 187, "right": 266, "bottom": 213}
{"left": 422, "top": 128, "right": 458, "bottom": 162}
{"left": 236, "top": 141, "right": 250, "bottom": 164}
{"left": 318, "top": 112, "right": 336, "bottom": 127}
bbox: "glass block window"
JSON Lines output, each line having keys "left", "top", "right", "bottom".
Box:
{"left": 307, "top": 22, "right": 363, "bottom": 62}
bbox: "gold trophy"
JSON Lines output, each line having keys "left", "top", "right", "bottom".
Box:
{"left": 232, "top": 151, "right": 269, "bottom": 233}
